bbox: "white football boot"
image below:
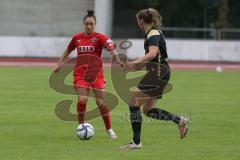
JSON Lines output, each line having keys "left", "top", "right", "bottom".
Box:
{"left": 107, "top": 129, "right": 117, "bottom": 139}
{"left": 120, "top": 140, "right": 143, "bottom": 150}
{"left": 178, "top": 116, "right": 189, "bottom": 139}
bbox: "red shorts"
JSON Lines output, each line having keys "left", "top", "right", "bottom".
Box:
{"left": 73, "top": 75, "right": 106, "bottom": 89}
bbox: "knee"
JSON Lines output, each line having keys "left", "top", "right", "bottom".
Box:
{"left": 128, "top": 97, "right": 139, "bottom": 107}
{"left": 142, "top": 108, "right": 149, "bottom": 115}
{"left": 96, "top": 99, "right": 105, "bottom": 107}
{"left": 142, "top": 104, "right": 151, "bottom": 115}
{"left": 78, "top": 96, "right": 88, "bottom": 104}
{"left": 128, "top": 101, "right": 134, "bottom": 107}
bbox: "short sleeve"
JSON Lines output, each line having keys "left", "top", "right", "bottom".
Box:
{"left": 99, "top": 34, "right": 115, "bottom": 51}
{"left": 147, "top": 30, "right": 160, "bottom": 47}
{"left": 67, "top": 36, "right": 76, "bottom": 52}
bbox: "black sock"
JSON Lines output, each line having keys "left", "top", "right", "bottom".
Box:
{"left": 129, "top": 106, "right": 142, "bottom": 145}
{"left": 146, "top": 108, "right": 180, "bottom": 124}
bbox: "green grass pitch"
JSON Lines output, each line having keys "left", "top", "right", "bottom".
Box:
{"left": 0, "top": 67, "right": 240, "bottom": 160}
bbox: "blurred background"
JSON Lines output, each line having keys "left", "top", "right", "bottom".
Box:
{"left": 1, "top": 1, "right": 240, "bottom": 159}
{"left": 0, "top": 0, "right": 239, "bottom": 62}
{"left": 114, "top": 0, "right": 240, "bottom": 40}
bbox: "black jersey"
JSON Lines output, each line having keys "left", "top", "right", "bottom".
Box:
{"left": 139, "top": 28, "right": 170, "bottom": 98}
{"left": 144, "top": 28, "right": 168, "bottom": 66}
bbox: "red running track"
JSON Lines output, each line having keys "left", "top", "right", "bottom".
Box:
{"left": 0, "top": 57, "right": 240, "bottom": 71}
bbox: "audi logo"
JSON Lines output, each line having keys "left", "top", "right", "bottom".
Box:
{"left": 78, "top": 46, "right": 95, "bottom": 52}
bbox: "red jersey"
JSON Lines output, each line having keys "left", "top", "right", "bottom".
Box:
{"left": 67, "top": 32, "right": 115, "bottom": 79}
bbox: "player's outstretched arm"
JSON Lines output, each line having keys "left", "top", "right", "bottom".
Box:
{"left": 109, "top": 49, "right": 126, "bottom": 67}
{"left": 132, "top": 46, "right": 158, "bottom": 64}
{"left": 53, "top": 49, "right": 72, "bottom": 73}
{"left": 124, "top": 46, "right": 158, "bottom": 71}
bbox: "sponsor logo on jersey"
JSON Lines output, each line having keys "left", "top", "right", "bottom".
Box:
{"left": 91, "top": 38, "right": 98, "bottom": 44}
{"left": 78, "top": 46, "right": 95, "bottom": 52}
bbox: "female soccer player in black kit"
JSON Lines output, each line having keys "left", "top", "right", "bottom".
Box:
{"left": 121, "top": 8, "right": 188, "bottom": 149}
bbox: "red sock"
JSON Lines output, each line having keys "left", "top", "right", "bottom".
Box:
{"left": 99, "top": 105, "right": 112, "bottom": 130}
{"left": 77, "top": 102, "right": 86, "bottom": 124}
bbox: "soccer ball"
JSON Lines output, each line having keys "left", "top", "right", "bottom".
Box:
{"left": 76, "top": 123, "right": 94, "bottom": 140}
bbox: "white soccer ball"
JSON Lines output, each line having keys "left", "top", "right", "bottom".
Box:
{"left": 76, "top": 123, "right": 94, "bottom": 140}
{"left": 216, "top": 66, "right": 223, "bottom": 72}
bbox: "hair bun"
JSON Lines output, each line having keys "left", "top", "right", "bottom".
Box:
{"left": 87, "top": 10, "right": 95, "bottom": 16}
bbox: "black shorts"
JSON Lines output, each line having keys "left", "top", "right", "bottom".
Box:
{"left": 137, "top": 61, "right": 170, "bottom": 99}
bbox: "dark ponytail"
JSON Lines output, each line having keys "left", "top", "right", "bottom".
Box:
{"left": 83, "top": 9, "right": 96, "bottom": 23}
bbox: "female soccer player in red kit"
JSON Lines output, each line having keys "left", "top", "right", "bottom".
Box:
{"left": 53, "top": 10, "right": 125, "bottom": 139}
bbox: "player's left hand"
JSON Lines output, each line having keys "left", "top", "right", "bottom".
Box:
{"left": 135, "top": 63, "right": 145, "bottom": 70}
